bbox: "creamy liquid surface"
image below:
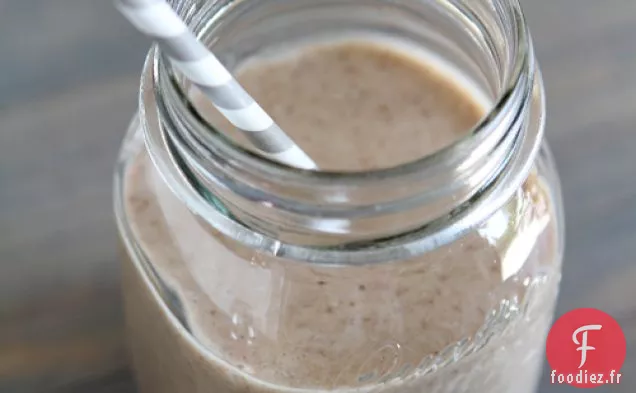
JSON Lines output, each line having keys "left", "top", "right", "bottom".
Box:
{"left": 192, "top": 40, "right": 486, "bottom": 171}
{"left": 122, "top": 40, "right": 559, "bottom": 393}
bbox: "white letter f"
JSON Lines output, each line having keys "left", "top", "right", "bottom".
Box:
{"left": 573, "top": 324, "right": 602, "bottom": 368}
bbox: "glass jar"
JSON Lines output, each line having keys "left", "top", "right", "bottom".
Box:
{"left": 114, "top": 1, "right": 564, "bottom": 393}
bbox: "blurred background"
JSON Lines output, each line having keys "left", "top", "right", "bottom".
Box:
{"left": 0, "top": 0, "right": 634, "bottom": 392}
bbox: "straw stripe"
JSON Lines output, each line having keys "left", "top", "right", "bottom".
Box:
{"left": 197, "top": 81, "right": 254, "bottom": 110}
{"left": 114, "top": 0, "right": 318, "bottom": 169}
{"left": 118, "top": 2, "right": 186, "bottom": 37}
{"left": 170, "top": 57, "right": 233, "bottom": 86}
{"left": 157, "top": 33, "right": 210, "bottom": 61}
{"left": 244, "top": 126, "right": 294, "bottom": 153}
{"left": 216, "top": 103, "right": 274, "bottom": 132}
{"left": 271, "top": 146, "right": 318, "bottom": 170}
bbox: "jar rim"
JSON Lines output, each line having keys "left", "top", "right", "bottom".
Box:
{"left": 158, "top": 0, "right": 532, "bottom": 185}
{"left": 139, "top": 0, "right": 546, "bottom": 264}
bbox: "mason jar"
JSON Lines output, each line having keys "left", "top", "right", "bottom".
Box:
{"left": 113, "top": 1, "right": 565, "bottom": 392}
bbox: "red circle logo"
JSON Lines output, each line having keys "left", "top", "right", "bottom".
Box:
{"left": 546, "top": 308, "right": 626, "bottom": 388}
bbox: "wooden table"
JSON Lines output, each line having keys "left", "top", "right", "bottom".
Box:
{"left": 1, "top": 1, "right": 634, "bottom": 392}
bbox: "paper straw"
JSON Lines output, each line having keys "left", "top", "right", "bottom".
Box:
{"left": 115, "top": 0, "right": 317, "bottom": 170}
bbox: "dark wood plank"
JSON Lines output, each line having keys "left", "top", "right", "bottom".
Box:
{"left": 0, "top": 0, "right": 635, "bottom": 392}
{"left": 0, "top": 77, "right": 139, "bottom": 392}
{"left": 0, "top": 0, "right": 149, "bottom": 108}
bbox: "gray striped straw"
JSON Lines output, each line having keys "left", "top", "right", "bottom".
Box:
{"left": 115, "top": 0, "right": 317, "bottom": 170}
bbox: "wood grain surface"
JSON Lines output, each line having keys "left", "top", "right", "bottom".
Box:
{"left": 1, "top": 0, "right": 635, "bottom": 392}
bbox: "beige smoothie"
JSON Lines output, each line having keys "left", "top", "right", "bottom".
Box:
{"left": 121, "top": 40, "right": 560, "bottom": 393}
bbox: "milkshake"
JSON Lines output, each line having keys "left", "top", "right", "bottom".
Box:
{"left": 117, "top": 38, "right": 562, "bottom": 393}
